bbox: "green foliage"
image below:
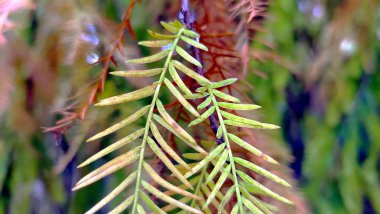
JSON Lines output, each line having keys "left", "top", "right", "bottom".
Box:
{"left": 182, "top": 79, "right": 292, "bottom": 213}
{"left": 73, "top": 20, "right": 294, "bottom": 213}
{"left": 72, "top": 20, "right": 215, "bottom": 214}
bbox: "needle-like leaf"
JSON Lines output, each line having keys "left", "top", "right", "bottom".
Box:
{"left": 212, "top": 89, "right": 240, "bottom": 103}
{"left": 221, "top": 110, "right": 280, "bottom": 129}
{"left": 138, "top": 40, "right": 172, "bottom": 47}
{"left": 172, "top": 60, "right": 211, "bottom": 86}
{"left": 127, "top": 49, "right": 170, "bottom": 64}
{"left": 153, "top": 114, "right": 206, "bottom": 154}
{"left": 189, "top": 106, "right": 215, "bottom": 127}
{"left": 79, "top": 128, "right": 145, "bottom": 167}
{"left": 234, "top": 157, "right": 291, "bottom": 187}
{"left": 148, "top": 30, "right": 176, "bottom": 39}
{"left": 197, "top": 96, "right": 212, "bottom": 110}
{"left": 160, "top": 21, "right": 180, "bottom": 33}
{"left": 237, "top": 170, "right": 293, "bottom": 204}
{"left": 206, "top": 150, "right": 228, "bottom": 184}
{"left": 210, "top": 78, "right": 238, "bottom": 89}
{"left": 87, "top": 105, "right": 150, "bottom": 142}
{"left": 180, "top": 36, "right": 208, "bottom": 51}
{"left": 110, "top": 68, "right": 162, "bottom": 77}
{"left": 168, "top": 63, "right": 193, "bottom": 95}
{"left": 147, "top": 137, "right": 193, "bottom": 189}
{"left": 185, "top": 143, "right": 225, "bottom": 178}
{"left": 218, "top": 186, "right": 236, "bottom": 214}
{"left": 164, "top": 78, "right": 199, "bottom": 117}
{"left": 176, "top": 46, "right": 202, "bottom": 67}
{"left": 108, "top": 195, "right": 134, "bottom": 214}
{"left": 203, "top": 164, "right": 231, "bottom": 209}
{"left": 85, "top": 171, "right": 137, "bottom": 214}
{"left": 227, "top": 133, "right": 278, "bottom": 164}
{"left": 139, "top": 191, "right": 166, "bottom": 214}
{"left": 73, "top": 148, "right": 139, "bottom": 190}
{"left": 143, "top": 162, "right": 199, "bottom": 199}
{"left": 95, "top": 84, "right": 157, "bottom": 106}
{"left": 142, "top": 181, "right": 202, "bottom": 214}
{"left": 218, "top": 102, "right": 261, "bottom": 111}
{"left": 150, "top": 122, "right": 190, "bottom": 170}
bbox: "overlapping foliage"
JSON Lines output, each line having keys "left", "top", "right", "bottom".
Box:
{"left": 73, "top": 19, "right": 294, "bottom": 213}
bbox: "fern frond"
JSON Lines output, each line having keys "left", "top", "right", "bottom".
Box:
{"left": 73, "top": 20, "right": 210, "bottom": 214}
{"left": 188, "top": 78, "right": 293, "bottom": 213}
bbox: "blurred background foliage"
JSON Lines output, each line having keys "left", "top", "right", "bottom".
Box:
{"left": 0, "top": 0, "right": 379, "bottom": 213}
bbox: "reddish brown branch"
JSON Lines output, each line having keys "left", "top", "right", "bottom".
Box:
{"left": 44, "top": 0, "right": 140, "bottom": 134}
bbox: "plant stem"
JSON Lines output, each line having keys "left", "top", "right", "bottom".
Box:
{"left": 208, "top": 88, "right": 244, "bottom": 212}
{"left": 131, "top": 28, "right": 185, "bottom": 214}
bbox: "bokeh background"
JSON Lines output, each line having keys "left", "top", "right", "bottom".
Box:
{"left": 0, "top": 0, "right": 379, "bottom": 213}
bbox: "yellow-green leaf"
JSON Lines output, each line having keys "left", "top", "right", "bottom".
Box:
{"left": 195, "top": 86, "right": 207, "bottom": 93}
{"left": 110, "top": 68, "right": 162, "bottom": 77}
{"left": 172, "top": 60, "right": 211, "bottom": 86}
{"left": 218, "top": 186, "right": 235, "bottom": 214}
{"left": 161, "top": 196, "right": 192, "bottom": 213}
{"left": 153, "top": 114, "right": 206, "bottom": 154}
{"left": 143, "top": 162, "right": 199, "bottom": 199}
{"left": 73, "top": 148, "right": 139, "bottom": 191}
{"left": 80, "top": 128, "right": 144, "bottom": 167}
{"left": 127, "top": 49, "right": 170, "bottom": 64}
{"left": 85, "top": 172, "right": 137, "bottom": 214}
{"left": 137, "top": 204, "right": 146, "bottom": 214}
{"left": 87, "top": 105, "right": 150, "bottom": 142}
{"left": 161, "top": 21, "right": 180, "bottom": 33}
{"left": 240, "top": 187, "right": 272, "bottom": 214}
{"left": 183, "top": 153, "right": 206, "bottom": 161}
{"left": 197, "top": 96, "right": 212, "bottom": 110}
{"left": 176, "top": 46, "right": 202, "bottom": 67}
{"left": 180, "top": 36, "right": 208, "bottom": 51}
{"left": 108, "top": 195, "right": 134, "bottom": 214}
{"left": 185, "top": 143, "right": 225, "bottom": 178}
{"left": 216, "top": 126, "right": 223, "bottom": 139}
{"left": 231, "top": 204, "right": 239, "bottom": 214}
{"left": 148, "top": 30, "right": 176, "bottom": 39}
{"left": 138, "top": 40, "right": 172, "bottom": 47}
{"left": 206, "top": 150, "right": 228, "bottom": 184}
{"left": 221, "top": 110, "right": 280, "bottom": 129}
{"left": 150, "top": 122, "right": 190, "bottom": 170}
{"left": 224, "top": 119, "right": 280, "bottom": 130}
{"left": 201, "top": 184, "right": 222, "bottom": 210}
{"left": 189, "top": 106, "right": 215, "bottom": 127}
{"left": 147, "top": 137, "right": 193, "bottom": 189}
{"left": 164, "top": 78, "right": 199, "bottom": 117}
{"left": 169, "top": 63, "right": 193, "bottom": 95}
{"left": 139, "top": 191, "right": 166, "bottom": 214}
{"left": 156, "top": 100, "right": 205, "bottom": 153}
{"left": 142, "top": 181, "right": 202, "bottom": 214}
{"left": 203, "top": 164, "right": 231, "bottom": 209}
{"left": 227, "top": 133, "right": 278, "bottom": 164}
{"left": 234, "top": 157, "right": 291, "bottom": 187}
{"left": 95, "top": 84, "right": 156, "bottom": 106}
{"left": 218, "top": 102, "right": 261, "bottom": 111}
{"left": 237, "top": 170, "right": 293, "bottom": 204}
{"left": 210, "top": 78, "right": 238, "bottom": 89}
{"left": 184, "top": 92, "right": 209, "bottom": 99}
{"left": 242, "top": 197, "right": 263, "bottom": 214}
{"left": 212, "top": 89, "right": 240, "bottom": 103}
{"left": 183, "top": 29, "right": 199, "bottom": 38}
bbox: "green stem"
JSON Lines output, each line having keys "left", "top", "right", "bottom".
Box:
{"left": 131, "top": 28, "right": 185, "bottom": 214}
{"left": 189, "top": 164, "right": 208, "bottom": 211}
{"left": 208, "top": 88, "right": 244, "bottom": 213}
